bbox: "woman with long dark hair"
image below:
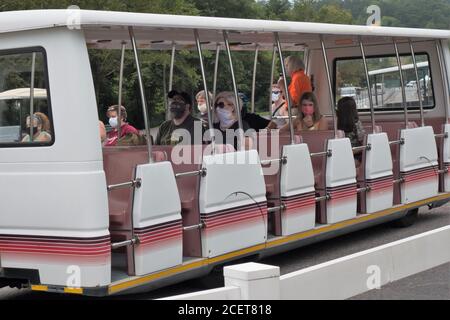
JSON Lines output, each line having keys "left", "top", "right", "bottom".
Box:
{"left": 336, "top": 97, "right": 365, "bottom": 148}
{"left": 337, "top": 97, "right": 366, "bottom": 164}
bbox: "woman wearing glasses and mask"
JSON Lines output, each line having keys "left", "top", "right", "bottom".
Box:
{"left": 213, "top": 91, "right": 252, "bottom": 150}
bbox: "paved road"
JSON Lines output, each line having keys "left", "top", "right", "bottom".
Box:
{"left": 1, "top": 204, "right": 449, "bottom": 300}
{"left": 350, "top": 262, "right": 450, "bottom": 300}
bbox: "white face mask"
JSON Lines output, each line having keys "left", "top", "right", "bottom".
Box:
{"left": 198, "top": 103, "right": 208, "bottom": 114}
{"left": 216, "top": 108, "right": 235, "bottom": 128}
{"left": 272, "top": 93, "right": 281, "bottom": 102}
{"left": 109, "top": 117, "right": 119, "bottom": 128}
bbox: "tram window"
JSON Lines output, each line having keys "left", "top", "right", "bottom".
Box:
{"left": 0, "top": 48, "right": 53, "bottom": 147}
{"left": 334, "top": 53, "right": 435, "bottom": 111}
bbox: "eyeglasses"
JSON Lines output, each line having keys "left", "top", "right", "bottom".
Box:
{"left": 272, "top": 91, "right": 281, "bottom": 94}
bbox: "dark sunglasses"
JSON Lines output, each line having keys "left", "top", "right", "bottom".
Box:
{"left": 215, "top": 102, "right": 225, "bottom": 108}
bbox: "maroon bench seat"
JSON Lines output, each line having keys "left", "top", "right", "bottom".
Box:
{"left": 298, "top": 130, "right": 335, "bottom": 188}
{"left": 255, "top": 132, "right": 300, "bottom": 235}
{"left": 103, "top": 147, "right": 167, "bottom": 229}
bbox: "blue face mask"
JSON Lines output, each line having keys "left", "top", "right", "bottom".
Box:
{"left": 109, "top": 117, "right": 119, "bottom": 128}
{"left": 216, "top": 108, "right": 235, "bottom": 128}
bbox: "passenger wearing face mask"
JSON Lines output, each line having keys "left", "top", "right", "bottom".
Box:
{"left": 155, "top": 90, "right": 203, "bottom": 145}
{"left": 280, "top": 92, "right": 327, "bottom": 132}
{"left": 213, "top": 91, "right": 252, "bottom": 150}
{"left": 21, "top": 112, "right": 52, "bottom": 143}
{"left": 266, "top": 83, "right": 289, "bottom": 129}
{"left": 195, "top": 90, "right": 214, "bottom": 128}
{"left": 104, "top": 105, "right": 139, "bottom": 147}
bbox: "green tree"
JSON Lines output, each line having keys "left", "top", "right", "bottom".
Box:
{"left": 262, "top": 0, "right": 292, "bottom": 20}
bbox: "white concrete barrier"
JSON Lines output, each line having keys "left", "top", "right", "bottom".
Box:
{"left": 160, "top": 225, "right": 450, "bottom": 300}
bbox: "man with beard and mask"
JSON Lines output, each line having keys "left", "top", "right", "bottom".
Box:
{"left": 155, "top": 90, "right": 203, "bottom": 145}
{"left": 104, "top": 105, "right": 139, "bottom": 147}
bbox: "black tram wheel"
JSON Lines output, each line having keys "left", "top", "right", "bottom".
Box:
{"left": 391, "top": 208, "right": 419, "bottom": 228}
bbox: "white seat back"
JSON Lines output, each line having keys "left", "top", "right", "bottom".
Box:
{"left": 199, "top": 150, "right": 267, "bottom": 258}
{"left": 132, "top": 162, "right": 183, "bottom": 276}
{"left": 279, "top": 143, "right": 316, "bottom": 235}
{"left": 326, "top": 138, "right": 357, "bottom": 224}
{"left": 365, "top": 133, "right": 394, "bottom": 213}
{"left": 399, "top": 126, "right": 439, "bottom": 203}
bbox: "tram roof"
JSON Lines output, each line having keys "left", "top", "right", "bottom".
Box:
{"left": 0, "top": 10, "right": 449, "bottom": 51}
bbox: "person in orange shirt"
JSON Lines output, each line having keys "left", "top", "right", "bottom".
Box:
{"left": 277, "top": 56, "right": 312, "bottom": 108}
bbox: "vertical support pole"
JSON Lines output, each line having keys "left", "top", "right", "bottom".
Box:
{"left": 304, "top": 47, "right": 310, "bottom": 76}
{"left": 359, "top": 37, "right": 376, "bottom": 133}
{"left": 320, "top": 35, "right": 337, "bottom": 138}
{"left": 117, "top": 42, "right": 126, "bottom": 142}
{"left": 194, "top": 29, "right": 215, "bottom": 153}
{"left": 213, "top": 44, "right": 220, "bottom": 101}
{"left": 167, "top": 42, "right": 176, "bottom": 120}
{"left": 129, "top": 26, "right": 153, "bottom": 163}
{"left": 393, "top": 39, "right": 408, "bottom": 129}
{"left": 269, "top": 45, "right": 277, "bottom": 117}
{"left": 409, "top": 39, "right": 425, "bottom": 127}
{"left": 436, "top": 40, "right": 450, "bottom": 123}
{"left": 223, "top": 30, "right": 244, "bottom": 149}
{"left": 251, "top": 45, "right": 259, "bottom": 113}
{"left": 275, "top": 32, "right": 295, "bottom": 144}
{"left": 29, "top": 52, "right": 36, "bottom": 141}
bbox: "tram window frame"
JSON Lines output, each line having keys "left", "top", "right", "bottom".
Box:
{"left": 0, "top": 46, "right": 55, "bottom": 148}
{"left": 333, "top": 51, "right": 436, "bottom": 112}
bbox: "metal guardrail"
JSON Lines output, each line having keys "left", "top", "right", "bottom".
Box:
{"left": 310, "top": 150, "right": 332, "bottom": 158}
{"left": 389, "top": 138, "right": 405, "bottom": 146}
{"left": 107, "top": 178, "right": 142, "bottom": 191}
{"left": 352, "top": 144, "right": 371, "bottom": 152}
{"left": 176, "top": 168, "right": 207, "bottom": 179}
{"left": 111, "top": 236, "right": 140, "bottom": 250}
{"left": 261, "top": 156, "right": 288, "bottom": 166}
{"left": 183, "top": 222, "right": 205, "bottom": 231}
{"left": 435, "top": 133, "right": 449, "bottom": 139}
{"left": 315, "top": 193, "right": 331, "bottom": 202}
{"left": 267, "top": 204, "right": 286, "bottom": 214}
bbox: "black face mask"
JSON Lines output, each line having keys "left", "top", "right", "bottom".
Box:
{"left": 170, "top": 101, "right": 187, "bottom": 120}
{"left": 27, "top": 126, "right": 39, "bottom": 137}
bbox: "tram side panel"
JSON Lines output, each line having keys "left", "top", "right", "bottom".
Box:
{"left": 443, "top": 124, "right": 450, "bottom": 191}
{"left": 199, "top": 150, "right": 267, "bottom": 258}
{"left": 0, "top": 29, "right": 111, "bottom": 288}
{"left": 132, "top": 162, "right": 183, "bottom": 276}
{"left": 399, "top": 126, "right": 439, "bottom": 203}
{"left": 279, "top": 143, "right": 316, "bottom": 235}
{"left": 364, "top": 133, "right": 394, "bottom": 213}
{"left": 325, "top": 138, "right": 358, "bottom": 224}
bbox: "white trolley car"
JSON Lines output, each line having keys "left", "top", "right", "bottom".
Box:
{"left": 0, "top": 10, "right": 449, "bottom": 296}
